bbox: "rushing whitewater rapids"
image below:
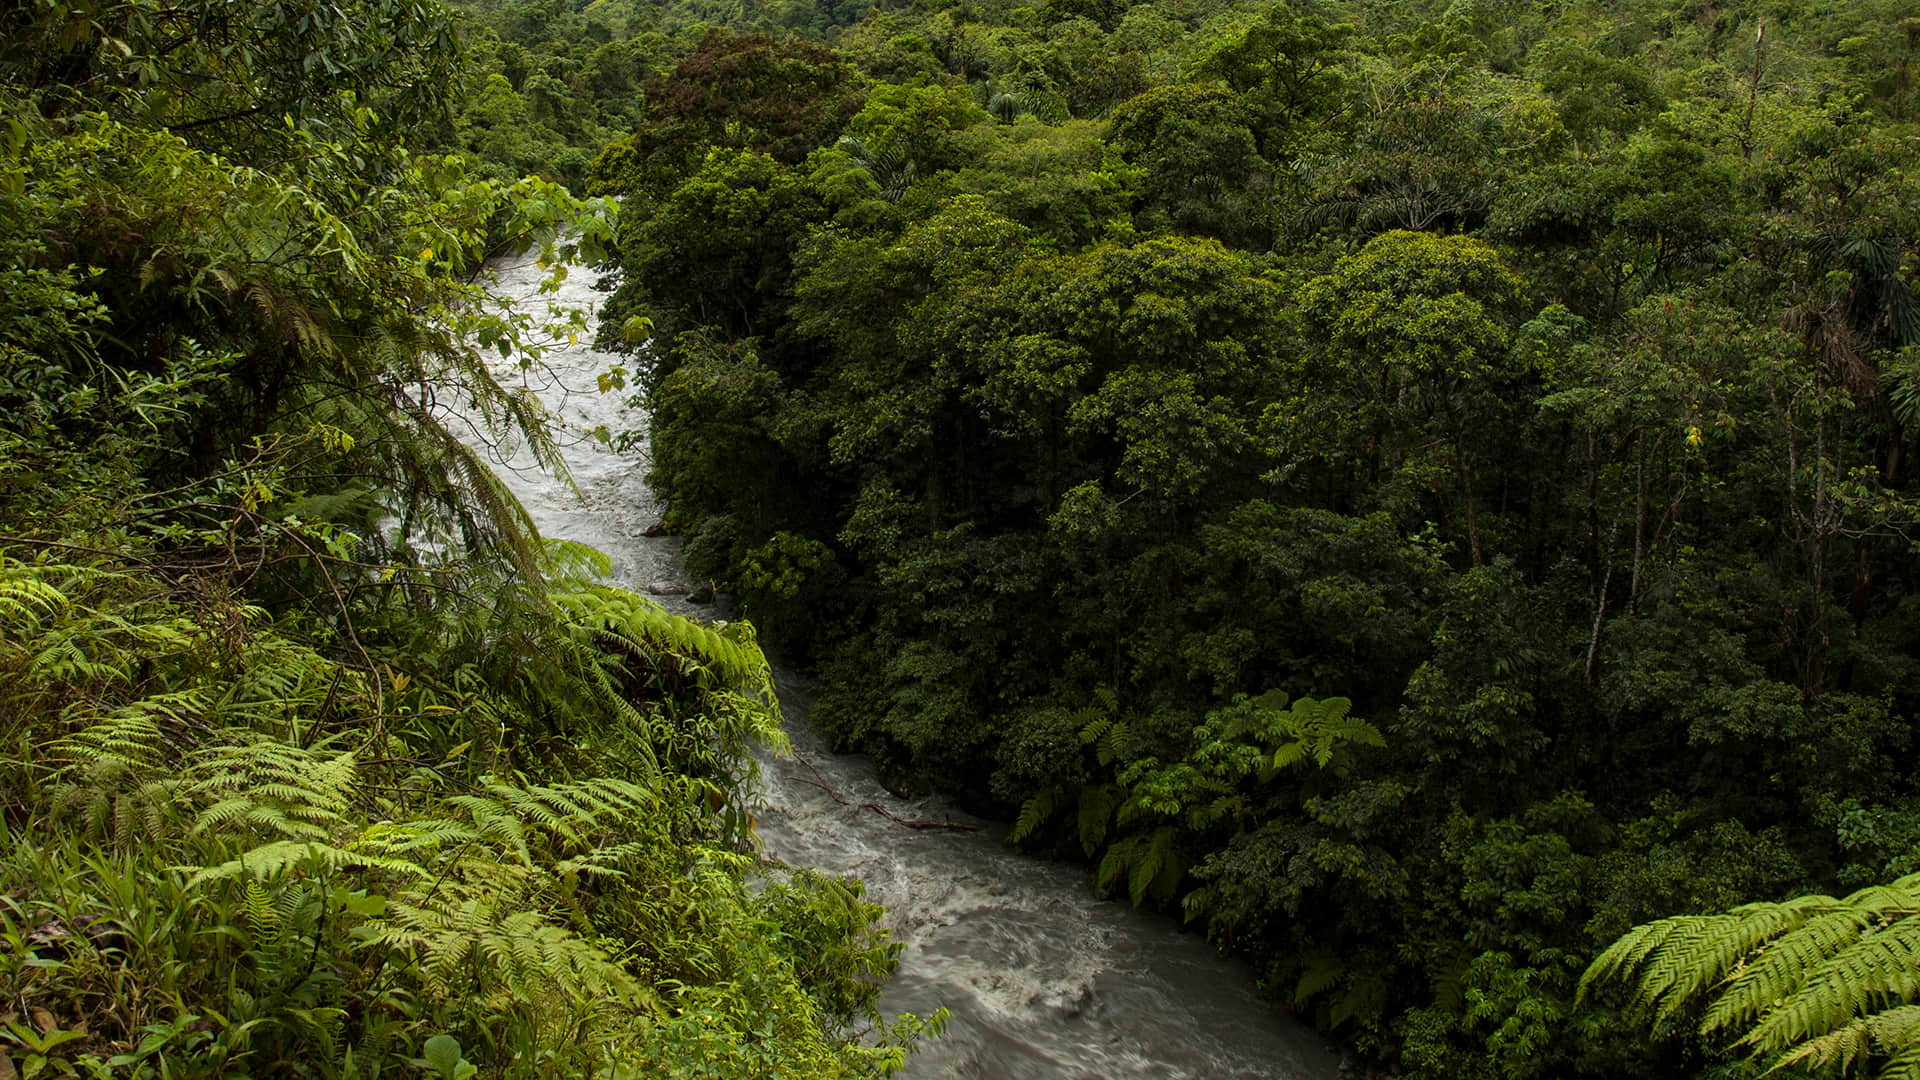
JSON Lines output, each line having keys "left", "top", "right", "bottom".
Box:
{"left": 471, "top": 249, "right": 1340, "bottom": 1078}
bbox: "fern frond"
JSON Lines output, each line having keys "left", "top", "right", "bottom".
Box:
{"left": 1587, "top": 875, "right": 1920, "bottom": 1072}
{"left": 1708, "top": 899, "right": 1896, "bottom": 1033}
{"left": 184, "top": 737, "right": 359, "bottom": 841}
{"left": 0, "top": 572, "right": 70, "bottom": 633}
{"left": 1777, "top": 1005, "right": 1920, "bottom": 1073}
{"left": 244, "top": 878, "right": 282, "bottom": 940}
{"left": 553, "top": 586, "right": 773, "bottom": 700}
{"left": 1078, "top": 784, "right": 1117, "bottom": 856}
{"left": 1077, "top": 715, "right": 1132, "bottom": 766}
{"left": 355, "top": 818, "right": 483, "bottom": 856}
{"left": 1265, "top": 696, "right": 1380, "bottom": 772}
{"left": 368, "top": 892, "right": 641, "bottom": 1007}
{"left": 1079, "top": 716, "right": 1113, "bottom": 746}
{"left": 191, "top": 840, "right": 431, "bottom": 884}
{"left": 554, "top": 841, "right": 655, "bottom": 880}
{"left": 1009, "top": 787, "right": 1058, "bottom": 844}
{"left": 47, "top": 698, "right": 177, "bottom": 773}
{"left": 1095, "top": 826, "right": 1182, "bottom": 907}
{"left": 1295, "top": 950, "right": 1344, "bottom": 1003}
{"left": 1881, "top": 1031, "right": 1920, "bottom": 1080}
{"left": 1740, "top": 902, "right": 1920, "bottom": 1050}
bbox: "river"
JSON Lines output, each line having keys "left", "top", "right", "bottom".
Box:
{"left": 473, "top": 249, "right": 1342, "bottom": 1079}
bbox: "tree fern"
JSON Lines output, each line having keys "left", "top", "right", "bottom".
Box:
{"left": 1269, "top": 696, "right": 1382, "bottom": 771}
{"left": 1582, "top": 873, "right": 1920, "bottom": 1075}
{"left": 553, "top": 586, "right": 773, "bottom": 701}
{"left": 1078, "top": 783, "right": 1119, "bottom": 855}
{"left": 1009, "top": 785, "right": 1059, "bottom": 844}
{"left": 1095, "top": 826, "right": 1184, "bottom": 907}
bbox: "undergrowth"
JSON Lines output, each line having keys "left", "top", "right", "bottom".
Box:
{"left": 0, "top": 504, "right": 938, "bottom": 1076}
{"left": 0, "top": 73, "right": 938, "bottom": 1076}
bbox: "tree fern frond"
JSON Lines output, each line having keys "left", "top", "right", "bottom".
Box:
{"left": 1077, "top": 713, "right": 1130, "bottom": 767}
{"left": 1879, "top": 1030, "right": 1920, "bottom": 1080}
{"left": 1009, "top": 787, "right": 1058, "bottom": 844}
{"left": 1742, "top": 910, "right": 1920, "bottom": 1050}
{"left": 1295, "top": 951, "right": 1344, "bottom": 1003}
{"left": 1095, "top": 826, "right": 1182, "bottom": 907}
{"left": 446, "top": 793, "right": 535, "bottom": 863}
{"left": 554, "top": 842, "right": 655, "bottom": 880}
{"left": 184, "top": 737, "right": 360, "bottom": 841}
{"left": 0, "top": 571, "right": 70, "bottom": 633}
{"left": 355, "top": 818, "right": 483, "bottom": 856}
{"left": 1777, "top": 1005, "right": 1920, "bottom": 1074}
{"left": 368, "top": 891, "right": 640, "bottom": 1007}
{"left": 1078, "top": 784, "right": 1116, "bottom": 856}
{"left": 1096, "top": 841, "right": 1128, "bottom": 894}
{"left": 553, "top": 587, "right": 773, "bottom": 703}
{"left": 1589, "top": 875, "right": 1920, "bottom": 1072}
{"left": 1710, "top": 902, "right": 1895, "bottom": 1034}
{"left": 1264, "top": 696, "right": 1380, "bottom": 772}
{"left": 1079, "top": 716, "right": 1113, "bottom": 746}
{"left": 47, "top": 701, "right": 175, "bottom": 772}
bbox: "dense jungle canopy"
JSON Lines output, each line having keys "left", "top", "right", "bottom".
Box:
{"left": 558, "top": 0, "right": 1920, "bottom": 1074}
{"left": 9, "top": 0, "right": 1920, "bottom": 1075}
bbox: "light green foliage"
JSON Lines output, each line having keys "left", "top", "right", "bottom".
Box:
{"left": 1301, "top": 230, "right": 1524, "bottom": 383}
{"left": 1265, "top": 695, "right": 1383, "bottom": 769}
{"left": 0, "top": 3, "right": 932, "bottom": 1074}
{"left": 1583, "top": 874, "right": 1920, "bottom": 1077}
{"left": 0, "top": 526, "right": 915, "bottom": 1075}
{"left": 843, "top": 81, "right": 993, "bottom": 178}
{"left": 950, "top": 118, "right": 1140, "bottom": 250}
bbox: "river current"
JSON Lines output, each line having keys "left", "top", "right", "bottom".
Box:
{"left": 472, "top": 249, "right": 1340, "bottom": 1079}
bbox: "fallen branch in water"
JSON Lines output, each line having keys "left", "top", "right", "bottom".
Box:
{"left": 861, "top": 800, "right": 982, "bottom": 832}
{"left": 788, "top": 773, "right": 982, "bottom": 832}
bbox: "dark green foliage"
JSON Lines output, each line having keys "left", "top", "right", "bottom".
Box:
{"left": 590, "top": 30, "right": 864, "bottom": 202}
{"left": 1108, "top": 85, "right": 1272, "bottom": 244}
{"left": 1, "top": 0, "right": 463, "bottom": 166}
{"left": 590, "top": 0, "right": 1920, "bottom": 1074}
